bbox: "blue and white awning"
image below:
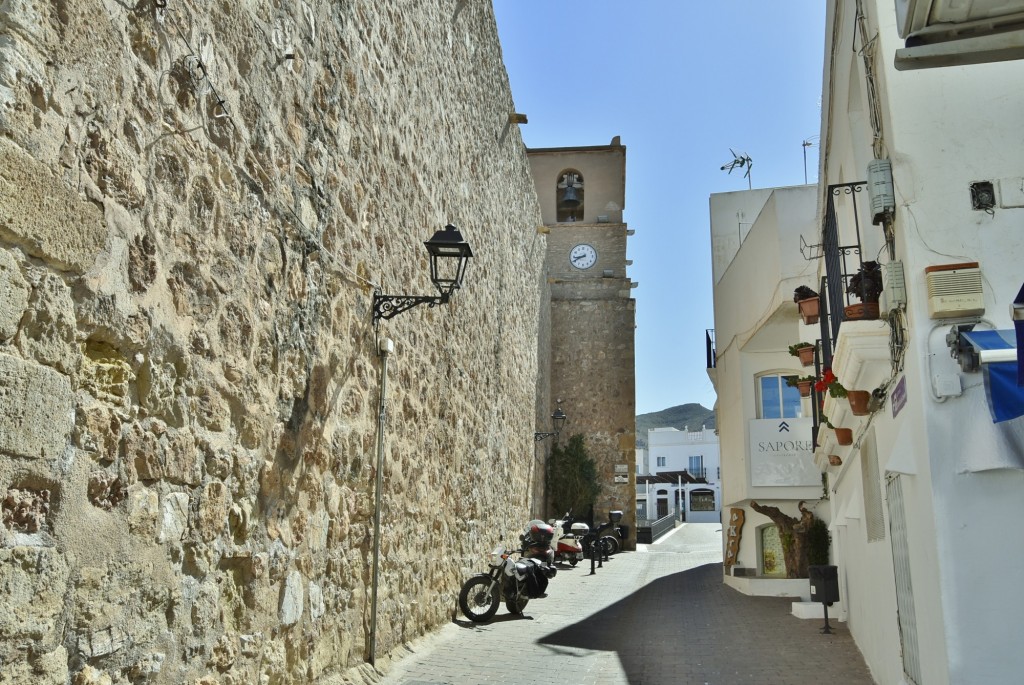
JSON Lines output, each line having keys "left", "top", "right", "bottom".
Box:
{"left": 1015, "top": 282, "right": 1024, "bottom": 387}
{"left": 960, "top": 327, "right": 1023, "bottom": 423}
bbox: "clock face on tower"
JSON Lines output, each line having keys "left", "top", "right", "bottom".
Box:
{"left": 569, "top": 244, "right": 597, "bottom": 270}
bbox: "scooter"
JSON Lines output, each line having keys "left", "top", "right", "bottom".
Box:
{"left": 549, "top": 511, "right": 588, "bottom": 566}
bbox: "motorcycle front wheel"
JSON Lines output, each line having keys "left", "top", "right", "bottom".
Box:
{"left": 458, "top": 576, "right": 500, "bottom": 623}
{"left": 505, "top": 591, "right": 529, "bottom": 615}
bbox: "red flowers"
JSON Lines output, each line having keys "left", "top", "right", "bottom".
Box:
{"left": 814, "top": 369, "right": 847, "bottom": 398}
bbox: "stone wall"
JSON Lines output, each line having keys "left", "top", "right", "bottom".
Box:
{"left": 0, "top": 1, "right": 546, "bottom": 683}
{"left": 550, "top": 296, "right": 637, "bottom": 540}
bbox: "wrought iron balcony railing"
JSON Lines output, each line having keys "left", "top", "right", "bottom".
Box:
{"left": 817, "top": 181, "right": 881, "bottom": 355}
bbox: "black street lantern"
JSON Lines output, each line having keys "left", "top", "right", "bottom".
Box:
{"left": 535, "top": 403, "right": 568, "bottom": 442}
{"left": 373, "top": 224, "right": 473, "bottom": 324}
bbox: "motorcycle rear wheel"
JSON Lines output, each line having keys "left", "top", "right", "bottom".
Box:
{"left": 505, "top": 592, "right": 529, "bottom": 615}
{"left": 459, "top": 576, "right": 500, "bottom": 623}
{"left": 602, "top": 535, "right": 620, "bottom": 555}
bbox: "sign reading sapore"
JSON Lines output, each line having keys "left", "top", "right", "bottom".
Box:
{"left": 748, "top": 418, "right": 819, "bottom": 487}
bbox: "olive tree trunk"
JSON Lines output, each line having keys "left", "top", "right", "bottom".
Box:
{"left": 749, "top": 500, "right": 815, "bottom": 578}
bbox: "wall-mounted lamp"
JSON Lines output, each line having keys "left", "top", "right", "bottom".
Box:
{"left": 535, "top": 403, "right": 567, "bottom": 442}
{"left": 372, "top": 224, "right": 473, "bottom": 324}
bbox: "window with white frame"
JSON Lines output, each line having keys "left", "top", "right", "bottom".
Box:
{"left": 689, "top": 455, "right": 703, "bottom": 474}
{"left": 758, "top": 373, "right": 803, "bottom": 419}
{"left": 656, "top": 456, "right": 666, "bottom": 467}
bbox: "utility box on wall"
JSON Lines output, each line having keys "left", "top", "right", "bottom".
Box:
{"left": 867, "top": 159, "right": 895, "bottom": 224}
{"left": 926, "top": 262, "right": 984, "bottom": 319}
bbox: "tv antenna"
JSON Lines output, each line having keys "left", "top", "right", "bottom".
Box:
{"left": 802, "top": 136, "right": 819, "bottom": 184}
{"left": 720, "top": 149, "right": 753, "bottom": 189}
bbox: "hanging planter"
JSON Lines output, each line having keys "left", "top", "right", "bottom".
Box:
{"left": 797, "top": 298, "right": 820, "bottom": 325}
{"left": 794, "top": 286, "right": 820, "bottom": 325}
{"left": 787, "top": 375, "right": 816, "bottom": 398}
{"left": 788, "top": 342, "right": 816, "bottom": 367}
{"left": 847, "top": 390, "right": 871, "bottom": 416}
{"left": 834, "top": 427, "right": 853, "bottom": 445}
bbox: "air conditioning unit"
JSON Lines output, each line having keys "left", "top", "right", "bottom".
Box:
{"left": 896, "top": 0, "right": 1024, "bottom": 39}
{"left": 926, "top": 262, "right": 984, "bottom": 319}
{"left": 867, "top": 159, "right": 895, "bottom": 224}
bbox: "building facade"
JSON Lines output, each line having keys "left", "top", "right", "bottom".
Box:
{"left": 712, "top": 3, "right": 1024, "bottom": 684}
{"left": 528, "top": 140, "right": 638, "bottom": 547}
{"left": 708, "top": 184, "right": 822, "bottom": 594}
{"left": 808, "top": 2, "right": 1024, "bottom": 683}
{"left": 636, "top": 427, "right": 721, "bottom": 523}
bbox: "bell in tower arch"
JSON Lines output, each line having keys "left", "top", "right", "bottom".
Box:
{"left": 557, "top": 171, "right": 584, "bottom": 222}
{"left": 561, "top": 183, "right": 580, "bottom": 208}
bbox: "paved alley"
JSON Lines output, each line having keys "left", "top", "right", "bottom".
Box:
{"left": 375, "top": 523, "right": 874, "bottom": 685}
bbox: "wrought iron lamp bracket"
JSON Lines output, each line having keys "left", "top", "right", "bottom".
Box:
{"left": 534, "top": 431, "right": 560, "bottom": 442}
{"left": 372, "top": 292, "right": 449, "bottom": 324}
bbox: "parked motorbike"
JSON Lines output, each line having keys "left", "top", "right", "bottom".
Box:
{"left": 549, "top": 511, "right": 587, "bottom": 566}
{"left": 521, "top": 519, "right": 556, "bottom": 564}
{"left": 458, "top": 521, "right": 557, "bottom": 623}
{"left": 584, "top": 510, "right": 626, "bottom": 559}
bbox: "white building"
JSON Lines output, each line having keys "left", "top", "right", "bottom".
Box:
{"left": 712, "top": 4, "right": 1024, "bottom": 684}
{"left": 708, "top": 184, "right": 822, "bottom": 595}
{"left": 814, "top": 3, "right": 1024, "bottom": 684}
{"left": 635, "top": 426, "right": 721, "bottom": 523}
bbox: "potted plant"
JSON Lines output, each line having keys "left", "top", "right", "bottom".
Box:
{"left": 786, "top": 374, "right": 817, "bottom": 398}
{"left": 814, "top": 368, "right": 847, "bottom": 399}
{"left": 845, "top": 261, "right": 883, "bottom": 320}
{"left": 806, "top": 517, "right": 831, "bottom": 567}
{"left": 820, "top": 412, "right": 854, "bottom": 446}
{"left": 846, "top": 389, "right": 871, "bottom": 416}
{"left": 794, "top": 285, "right": 820, "bottom": 325}
{"left": 788, "top": 342, "right": 816, "bottom": 367}
{"left": 834, "top": 427, "right": 853, "bottom": 445}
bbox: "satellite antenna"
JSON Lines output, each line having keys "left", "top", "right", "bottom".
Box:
{"left": 720, "top": 149, "right": 753, "bottom": 189}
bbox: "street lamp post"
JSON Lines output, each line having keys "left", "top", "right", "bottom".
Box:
{"left": 369, "top": 224, "right": 473, "bottom": 666}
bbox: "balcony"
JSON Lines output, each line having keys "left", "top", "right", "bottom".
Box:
{"left": 809, "top": 181, "right": 893, "bottom": 446}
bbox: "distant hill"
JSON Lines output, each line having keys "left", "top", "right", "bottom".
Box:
{"left": 636, "top": 404, "right": 716, "bottom": 448}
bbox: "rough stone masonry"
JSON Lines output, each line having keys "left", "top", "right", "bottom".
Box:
{"left": 0, "top": 1, "right": 548, "bottom": 682}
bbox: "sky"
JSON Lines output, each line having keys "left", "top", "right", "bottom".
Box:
{"left": 493, "top": 2, "right": 827, "bottom": 415}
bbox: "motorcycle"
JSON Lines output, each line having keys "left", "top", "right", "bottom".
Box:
{"left": 549, "top": 512, "right": 588, "bottom": 566}
{"left": 584, "top": 510, "right": 626, "bottom": 559}
{"left": 458, "top": 521, "right": 557, "bottom": 623}
{"left": 457, "top": 545, "right": 548, "bottom": 622}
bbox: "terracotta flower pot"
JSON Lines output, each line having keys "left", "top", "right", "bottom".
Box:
{"left": 797, "top": 346, "right": 815, "bottom": 367}
{"left": 797, "top": 297, "right": 820, "bottom": 325}
{"left": 797, "top": 380, "right": 813, "bottom": 398}
{"left": 847, "top": 390, "right": 871, "bottom": 416}
{"left": 844, "top": 302, "right": 880, "bottom": 321}
{"left": 834, "top": 427, "right": 853, "bottom": 445}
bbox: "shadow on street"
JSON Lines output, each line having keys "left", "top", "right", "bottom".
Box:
{"left": 538, "top": 562, "right": 873, "bottom": 684}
